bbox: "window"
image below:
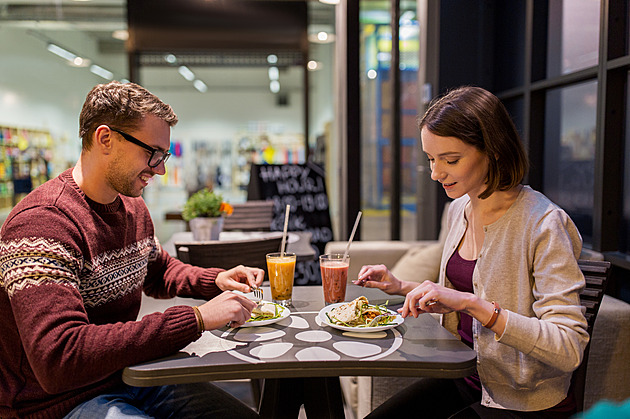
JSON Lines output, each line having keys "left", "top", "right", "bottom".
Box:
{"left": 359, "top": 1, "right": 420, "bottom": 240}
{"left": 623, "top": 71, "right": 630, "bottom": 252}
{"left": 544, "top": 81, "right": 598, "bottom": 243}
{"left": 547, "top": 0, "right": 601, "bottom": 77}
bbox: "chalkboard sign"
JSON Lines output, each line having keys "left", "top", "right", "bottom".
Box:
{"left": 248, "top": 163, "right": 333, "bottom": 285}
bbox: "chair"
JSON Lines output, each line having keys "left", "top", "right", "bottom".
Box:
{"left": 572, "top": 259, "right": 612, "bottom": 412}
{"left": 222, "top": 200, "right": 274, "bottom": 232}
{"left": 175, "top": 235, "right": 283, "bottom": 272}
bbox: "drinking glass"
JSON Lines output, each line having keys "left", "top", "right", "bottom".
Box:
{"left": 266, "top": 252, "right": 296, "bottom": 306}
{"left": 320, "top": 254, "right": 349, "bottom": 305}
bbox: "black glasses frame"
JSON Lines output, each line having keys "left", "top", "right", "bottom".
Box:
{"left": 109, "top": 127, "right": 171, "bottom": 168}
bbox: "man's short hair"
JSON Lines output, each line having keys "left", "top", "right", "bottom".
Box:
{"left": 79, "top": 81, "right": 178, "bottom": 150}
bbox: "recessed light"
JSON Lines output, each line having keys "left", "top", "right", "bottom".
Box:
{"left": 112, "top": 30, "right": 128, "bottom": 41}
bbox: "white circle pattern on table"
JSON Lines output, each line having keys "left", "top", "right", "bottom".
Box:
{"left": 333, "top": 341, "right": 382, "bottom": 358}
{"left": 288, "top": 316, "right": 310, "bottom": 329}
{"left": 295, "top": 330, "right": 332, "bottom": 343}
{"left": 250, "top": 342, "right": 293, "bottom": 359}
{"left": 234, "top": 328, "right": 286, "bottom": 342}
{"left": 295, "top": 347, "right": 341, "bottom": 361}
{"left": 220, "top": 311, "right": 403, "bottom": 364}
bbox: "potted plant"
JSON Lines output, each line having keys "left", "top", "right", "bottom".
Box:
{"left": 182, "top": 188, "right": 233, "bottom": 240}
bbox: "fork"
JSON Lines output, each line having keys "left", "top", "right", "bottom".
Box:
{"left": 250, "top": 286, "right": 263, "bottom": 301}
{"left": 368, "top": 313, "right": 392, "bottom": 327}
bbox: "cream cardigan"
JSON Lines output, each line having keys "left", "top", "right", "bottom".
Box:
{"left": 440, "top": 186, "right": 589, "bottom": 411}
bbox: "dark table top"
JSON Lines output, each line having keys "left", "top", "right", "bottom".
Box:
{"left": 123, "top": 285, "right": 476, "bottom": 387}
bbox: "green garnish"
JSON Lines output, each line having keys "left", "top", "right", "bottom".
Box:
{"left": 246, "top": 302, "right": 283, "bottom": 322}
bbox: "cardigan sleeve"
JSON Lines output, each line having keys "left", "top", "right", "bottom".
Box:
{"left": 493, "top": 208, "right": 590, "bottom": 372}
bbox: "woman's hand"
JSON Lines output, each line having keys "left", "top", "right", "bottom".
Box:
{"left": 400, "top": 281, "right": 473, "bottom": 318}
{"left": 353, "top": 264, "right": 414, "bottom": 296}
{"left": 215, "top": 265, "right": 265, "bottom": 293}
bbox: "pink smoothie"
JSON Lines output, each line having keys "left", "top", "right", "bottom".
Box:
{"left": 321, "top": 261, "right": 349, "bottom": 304}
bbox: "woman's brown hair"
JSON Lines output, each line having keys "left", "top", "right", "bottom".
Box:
{"left": 419, "top": 86, "right": 529, "bottom": 199}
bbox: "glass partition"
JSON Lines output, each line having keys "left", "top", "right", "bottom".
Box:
{"left": 547, "top": 0, "right": 601, "bottom": 77}
{"left": 359, "top": 0, "right": 420, "bottom": 240}
{"left": 544, "top": 80, "right": 597, "bottom": 244}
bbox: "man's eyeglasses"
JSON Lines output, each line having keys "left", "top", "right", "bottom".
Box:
{"left": 109, "top": 127, "right": 171, "bottom": 168}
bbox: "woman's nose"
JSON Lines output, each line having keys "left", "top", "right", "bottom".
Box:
{"left": 430, "top": 163, "right": 443, "bottom": 182}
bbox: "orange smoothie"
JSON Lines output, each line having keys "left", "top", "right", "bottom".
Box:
{"left": 320, "top": 255, "right": 349, "bottom": 304}
{"left": 266, "top": 253, "right": 296, "bottom": 305}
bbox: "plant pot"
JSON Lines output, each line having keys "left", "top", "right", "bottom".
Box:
{"left": 189, "top": 216, "right": 224, "bottom": 241}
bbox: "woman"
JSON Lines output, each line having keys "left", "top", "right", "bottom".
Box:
{"left": 356, "top": 86, "right": 589, "bottom": 418}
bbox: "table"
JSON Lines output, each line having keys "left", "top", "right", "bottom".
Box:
{"left": 162, "top": 230, "right": 316, "bottom": 262}
{"left": 124, "top": 286, "right": 476, "bottom": 418}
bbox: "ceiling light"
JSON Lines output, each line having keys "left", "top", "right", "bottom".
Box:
{"left": 193, "top": 80, "right": 208, "bottom": 93}
{"left": 165, "top": 54, "right": 177, "bottom": 64}
{"left": 90, "top": 64, "right": 114, "bottom": 80}
{"left": 46, "top": 43, "right": 76, "bottom": 62}
{"left": 319, "top": 0, "right": 340, "bottom": 4}
{"left": 267, "top": 54, "right": 278, "bottom": 65}
{"left": 112, "top": 30, "right": 129, "bottom": 41}
{"left": 268, "top": 66, "right": 279, "bottom": 81}
{"left": 308, "top": 31, "right": 336, "bottom": 44}
{"left": 307, "top": 61, "right": 321, "bottom": 71}
{"left": 178, "top": 66, "right": 195, "bottom": 81}
{"left": 269, "top": 80, "right": 280, "bottom": 93}
{"left": 70, "top": 56, "right": 91, "bottom": 68}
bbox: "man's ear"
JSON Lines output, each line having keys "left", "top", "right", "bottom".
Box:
{"left": 93, "top": 125, "right": 115, "bottom": 155}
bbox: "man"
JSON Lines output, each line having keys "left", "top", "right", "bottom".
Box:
{"left": 0, "top": 81, "right": 261, "bottom": 418}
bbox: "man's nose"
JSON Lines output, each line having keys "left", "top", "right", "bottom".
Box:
{"left": 152, "top": 160, "right": 167, "bottom": 176}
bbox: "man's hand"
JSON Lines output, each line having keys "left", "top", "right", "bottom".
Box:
{"left": 198, "top": 292, "right": 258, "bottom": 330}
{"left": 215, "top": 265, "right": 264, "bottom": 294}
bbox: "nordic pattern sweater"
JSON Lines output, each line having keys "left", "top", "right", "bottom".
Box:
{"left": 0, "top": 168, "right": 223, "bottom": 418}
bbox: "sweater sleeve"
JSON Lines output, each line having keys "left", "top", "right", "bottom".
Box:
{"left": 9, "top": 282, "right": 200, "bottom": 394}
{"left": 1, "top": 206, "right": 202, "bottom": 394}
{"left": 143, "top": 244, "right": 224, "bottom": 300}
{"left": 495, "top": 208, "right": 590, "bottom": 372}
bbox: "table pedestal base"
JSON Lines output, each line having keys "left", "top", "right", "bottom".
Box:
{"left": 258, "top": 377, "right": 345, "bottom": 419}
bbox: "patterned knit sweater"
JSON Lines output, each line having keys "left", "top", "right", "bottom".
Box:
{"left": 0, "top": 168, "right": 224, "bottom": 418}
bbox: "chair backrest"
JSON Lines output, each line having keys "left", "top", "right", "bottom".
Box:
{"left": 222, "top": 200, "right": 274, "bottom": 231}
{"left": 572, "top": 259, "right": 612, "bottom": 412}
{"left": 175, "top": 235, "right": 282, "bottom": 273}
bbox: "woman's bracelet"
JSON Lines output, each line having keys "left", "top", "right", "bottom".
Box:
{"left": 482, "top": 301, "right": 500, "bottom": 329}
{"left": 192, "top": 306, "right": 205, "bottom": 336}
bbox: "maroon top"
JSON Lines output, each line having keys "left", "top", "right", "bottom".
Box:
{"left": 446, "top": 250, "right": 481, "bottom": 391}
{"left": 0, "top": 168, "right": 224, "bottom": 418}
{"left": 446, "top": 249, "right": 576, "bottom": 413}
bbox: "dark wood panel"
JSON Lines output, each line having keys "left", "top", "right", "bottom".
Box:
{"left": 127, "top": 0, "right": 307, "bottom": 52}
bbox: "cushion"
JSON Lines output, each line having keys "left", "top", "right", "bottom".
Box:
{"left": 391, "top": 241, "right": 443, "bottom": 283}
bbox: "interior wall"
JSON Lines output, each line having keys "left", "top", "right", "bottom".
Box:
{"left": 0, "top": 21, "right": 336, "bottom": 243}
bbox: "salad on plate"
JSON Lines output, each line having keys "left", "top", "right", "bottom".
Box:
{"left": 324, "top": 296, "right": 398, "bottom": 328}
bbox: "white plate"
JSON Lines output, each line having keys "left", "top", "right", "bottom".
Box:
{"left": 318, "top": 303, "right": 404, "bottom": 333}
{"left": 238, "top": 302, "right": 291, "bottom": 327}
